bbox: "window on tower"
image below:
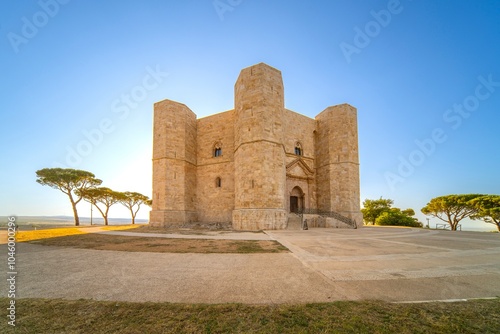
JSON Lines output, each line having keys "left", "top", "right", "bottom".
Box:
{"left": 295, "top": 142, "right": 302, "bottom": 156}
{"left": 213, "top": 142, "right": 222, "bottom": 157}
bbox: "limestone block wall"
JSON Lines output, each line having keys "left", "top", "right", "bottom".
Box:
{"left": 315, "top": 104, "right": 362, "bottom": 225}
{"left": 234, "top": 64, "right": 285, "bottom": 146}
{"left": 233, "top": 209, "right": 288, "bottom": 230}
{"left": 196, "top": 110, "right": 235, "bottom": 223}
{"left": 314, "top": 118, "right": 332, "bottom": 212}
{"left": 233, "top": 63, "right": 287, "bottom": 230}
{"left": 284, "top": 109, "right": 316, "bottom": 159}
{"left": 284, "top": 108, "right": 317, "bottom": 211}
{"left": 150, "top": 99, "right": 197, "bottom": 226}
{"left": 234, "top": 142, "right": 286, "bottom": 208}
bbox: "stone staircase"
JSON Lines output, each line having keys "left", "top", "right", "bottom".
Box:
{"left": 298, "top": 209, "right": 358, "bottom": 229}
{"left": 287, "top": 213, "right": 302, "bottom": 230}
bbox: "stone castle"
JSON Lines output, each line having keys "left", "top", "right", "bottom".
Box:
{"left": 150, "top": 63, "right": 362, "bottom": 230}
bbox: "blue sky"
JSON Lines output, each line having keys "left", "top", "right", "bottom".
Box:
{"left": 1, "top": 0, "right": 499, "bottom": 229}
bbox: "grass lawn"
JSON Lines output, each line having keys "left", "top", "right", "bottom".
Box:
{"left": 1, "top": 298, "right": 499, "bottom": 333}
{"left": 25, "top": 233, "right": 289, "bottom": 253}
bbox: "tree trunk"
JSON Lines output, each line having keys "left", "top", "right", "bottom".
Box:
{"left": 128, "top": 206, "right": 135, "bottom": 225}
{"left": 69, "top": 194, "right": 79, "bottom": 226}
{"left": 94, "top": 205, "right": 106, "bottom": 226}
{"left": 104, "top": 206, "right": 109, "bottom": 225}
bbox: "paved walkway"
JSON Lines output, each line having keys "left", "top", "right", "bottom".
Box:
{"left": 1, "top": 226, "right": 499, "bottom": 304}
{"left": 266, "top": 227, "right": 500, "bottom": 302}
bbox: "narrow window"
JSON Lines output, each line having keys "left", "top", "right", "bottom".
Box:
{"left": 216, "top": 177, "right": 222, "bottom": 188}
{"left": 214, "top": 142, "right": 222, "bottom": 157}
{"left": 295, "top": 142, "right": 302, "bottom": 156}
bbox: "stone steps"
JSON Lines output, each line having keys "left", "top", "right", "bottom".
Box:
{"left": 287, "top": 215, "right": 302, "bottom": 230}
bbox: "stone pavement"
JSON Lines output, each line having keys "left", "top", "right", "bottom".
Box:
{"left": 1, "top": 226, "right": 499, "bottom": 304}
{"left": 266, "top": 227, "right": 500, "bottom": 302}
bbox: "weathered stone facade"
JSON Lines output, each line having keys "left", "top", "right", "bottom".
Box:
{"left": 150, "top": 63, "right": 362, "bottom": 230}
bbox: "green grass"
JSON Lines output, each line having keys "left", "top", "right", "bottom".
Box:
{"left": 1, "top": 298, "right": 499, "bottom": 333}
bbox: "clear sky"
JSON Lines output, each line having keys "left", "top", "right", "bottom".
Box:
{"left": 1, "top": 0, "right": 499, "bottom": 229}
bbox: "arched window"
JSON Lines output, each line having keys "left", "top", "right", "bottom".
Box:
{"left": 213, "top": 142, "right": 222, "bottom": 157}
{"left": 294, "top": 142, "right": 302, "bottom": 156}
{"left": 215, "top": 177, "right": 222, "bottom": 188}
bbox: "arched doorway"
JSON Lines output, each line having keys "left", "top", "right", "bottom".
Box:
{"left": 289, "top": 186, "right": 304, "bottom": 213}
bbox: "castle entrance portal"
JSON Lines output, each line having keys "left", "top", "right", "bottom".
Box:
{"left": 289, "top": 186, "right": 304, "bottom": 213}
{"left": 290, "top": 196, "right": 299, "bottom": 212}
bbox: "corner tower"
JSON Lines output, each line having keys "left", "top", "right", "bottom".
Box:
{"left": 315, "top": 104, "right": 362, "bottom": 226}
{"left": 150, "top": 99, "right": 197, "bottom": 226}
{"left": 232, "top": 63, "right": 287, "bottom": 229}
